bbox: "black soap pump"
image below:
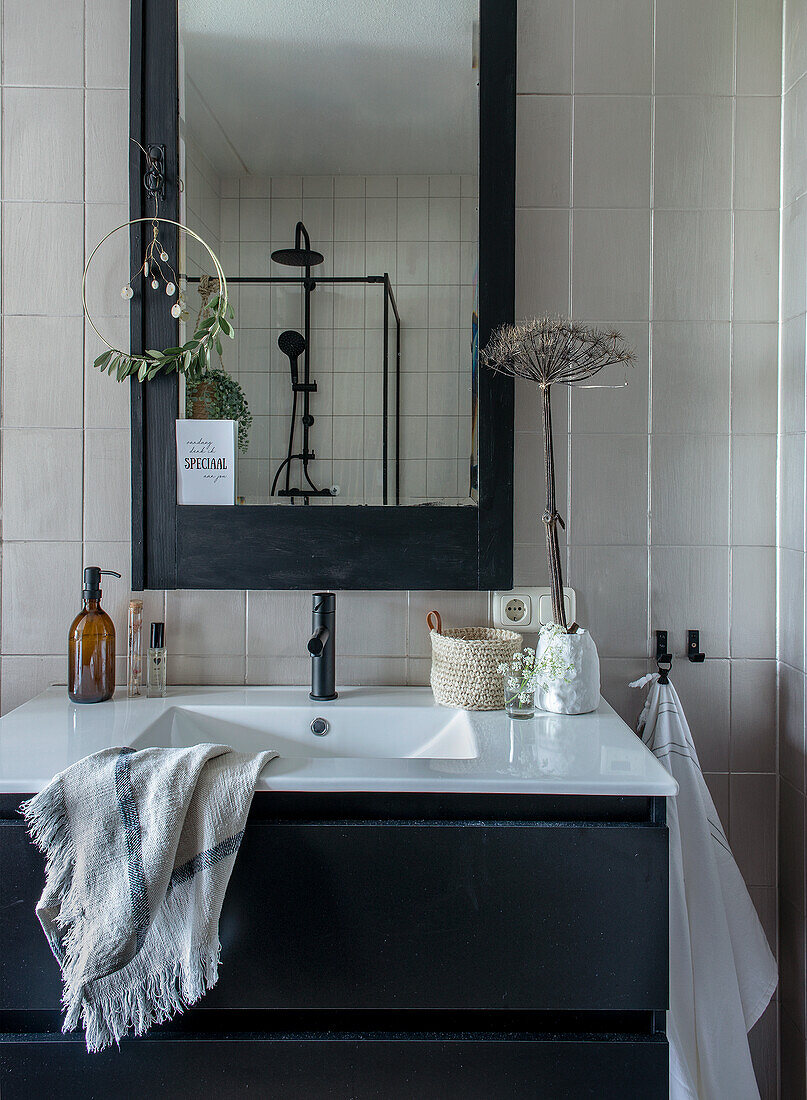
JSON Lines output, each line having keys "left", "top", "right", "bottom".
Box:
{"left": 68, "top": 567, "right": 121, "bottom": 703}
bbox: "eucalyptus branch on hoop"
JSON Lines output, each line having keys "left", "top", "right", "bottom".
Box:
{"left": 483, "top": 317, "right": 634, "bottom": 632}
{"left": 83, "top": 215, "right": 235, "bottom": 384}
{"left": 93, "top": 288, "right": 234, "bottom": 383}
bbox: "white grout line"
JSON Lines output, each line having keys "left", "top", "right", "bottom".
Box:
{"left": 647, "top": 0, "right": 657, "bottom": 662}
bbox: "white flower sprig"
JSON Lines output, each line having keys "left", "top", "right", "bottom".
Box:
{"left": 497, "top": 624, "right": 575, "bottom": 706}
{"left": 529, "top": 623, "right": 575, "bottom": 692}
{"left": 497, "top": 647, "right": 538, "bottom": 706}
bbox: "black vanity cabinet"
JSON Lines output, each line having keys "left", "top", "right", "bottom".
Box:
{"left": 0, "top": 792, "right": 669, "bottom": 1098}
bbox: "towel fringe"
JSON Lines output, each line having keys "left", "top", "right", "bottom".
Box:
{"left": 75, "top": 878, "right": 222, "bottom": 1052}
{"left": 20, "top": 780, "right": 75, "bottom": 889}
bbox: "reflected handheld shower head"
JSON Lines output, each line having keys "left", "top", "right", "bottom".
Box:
{"left": 278, "top": 329, "right": 306, "bottom": 386}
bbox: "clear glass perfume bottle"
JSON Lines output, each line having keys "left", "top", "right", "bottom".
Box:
{"left": 147, "top": 621, "right": 167, "bottom": 698}
{"left": 127, "top": 598, "right": 143, "bottom": 697}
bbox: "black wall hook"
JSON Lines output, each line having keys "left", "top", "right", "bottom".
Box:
{"left": 687, "top": 630, "right": 705, "bottom": 662}
{"left": 132, "top": 139, "right": 166, "bottom": 202}
{"left": 655, "top": 630, "right": 672, "bottom": 684}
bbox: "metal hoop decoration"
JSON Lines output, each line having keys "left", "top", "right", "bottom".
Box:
{"left": 82, "top": 216, "right": 228, "bottom": 356}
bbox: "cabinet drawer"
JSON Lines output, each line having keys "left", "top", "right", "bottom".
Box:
{"left": 2, "top": 821, "right": 667, "bottom": 1014}
{"left": 0, "top": 1033, "right": 669, "bottom": 1099}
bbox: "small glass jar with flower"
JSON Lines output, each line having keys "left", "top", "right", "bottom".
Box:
{"left": 498, "top": 648, "right": 537, "bottom": 718}
{"left": 498, "top": 625, "right": 575, "bottom": 719}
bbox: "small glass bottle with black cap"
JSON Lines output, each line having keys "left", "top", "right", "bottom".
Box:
{"left": 146, "top": 621, "right": 167, "bottom": 698}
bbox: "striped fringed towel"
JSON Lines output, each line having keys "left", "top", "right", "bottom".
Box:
{"left": 21, "top": 743, "right": 275, "bottom": 1052}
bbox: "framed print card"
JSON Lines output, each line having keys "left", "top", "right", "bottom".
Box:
{"left": 176, "top": 419, "right": 236, "bottom": 505}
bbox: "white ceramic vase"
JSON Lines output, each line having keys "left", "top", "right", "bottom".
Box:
{"left": 533, "top": 628, "right": 600, "bottom": 715}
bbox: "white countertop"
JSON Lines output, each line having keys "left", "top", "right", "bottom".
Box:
{"left": 0, "top": 686, "right": 677, "bottom": 797}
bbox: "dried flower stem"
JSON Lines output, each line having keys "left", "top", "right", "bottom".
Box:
{"left": 483, "top": 317, "right": 635, "bottom": 631}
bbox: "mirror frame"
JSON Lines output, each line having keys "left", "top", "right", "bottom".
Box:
{"left": 129, "top": 0, "right": 515, "bottom": 591}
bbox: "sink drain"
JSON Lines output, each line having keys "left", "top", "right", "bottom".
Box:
{"left": 310, "top": 717, "right": 330, "bottom": 736}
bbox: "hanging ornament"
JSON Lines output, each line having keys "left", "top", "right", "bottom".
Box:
{"left": 83, "top": 212, "right": 231, "bottom": 385}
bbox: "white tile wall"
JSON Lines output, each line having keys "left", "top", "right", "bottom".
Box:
{"left": 518, "top": 4, "right": 782, "bottom": 1089}
{"left": 780, "top": 0, "right": 807, "bottom": 1085}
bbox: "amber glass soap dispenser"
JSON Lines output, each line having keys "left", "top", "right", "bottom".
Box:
{"left": 68, "top": 567, "right": 121, "bottom": 703}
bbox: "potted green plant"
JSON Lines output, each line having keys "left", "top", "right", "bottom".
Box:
{"left": 185, "top": 368, "right": 252, "bottom": 454}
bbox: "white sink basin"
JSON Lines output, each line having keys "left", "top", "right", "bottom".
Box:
{"left": 0, "top": 685, "right": 678, "bottom": 796}
{"left": 131, "top": 702, "right": 479, "bottom": 760}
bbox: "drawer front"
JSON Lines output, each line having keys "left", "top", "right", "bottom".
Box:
{"left": 1, "top": 821, "right": 668, "bottom": 1013}
{"left": 0, "top": 1035, "right": 669, "bottom": 1100}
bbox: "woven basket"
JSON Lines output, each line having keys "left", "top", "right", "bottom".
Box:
{"left": 427, "top": 611, "right": 522, "bottom": 710}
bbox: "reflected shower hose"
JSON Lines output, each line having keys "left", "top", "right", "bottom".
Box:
{"left": 271, "top": 330, "right": 305, "bottom": 497}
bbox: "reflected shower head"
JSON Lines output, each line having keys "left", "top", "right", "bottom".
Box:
{"left": 272, "top": 246, "right": 325, "bottom": 267}
{"left": 278, "top": 329, "right": 306, "bottom": 359}
{"left": 271, "top": 220, "right": 324, "bottom": 267}
{"left": 278, "top": 329, "right": 306, "bottom": 386}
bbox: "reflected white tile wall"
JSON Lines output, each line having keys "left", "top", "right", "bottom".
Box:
{"left": 211, "top": 172, "right": 473, "bottom": 504}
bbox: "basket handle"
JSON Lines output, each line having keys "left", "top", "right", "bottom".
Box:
{"left": 426, "top": 610, "right": 443, "bottom": 635}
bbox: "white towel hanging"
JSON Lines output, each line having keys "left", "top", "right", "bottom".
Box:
{"left": 630, "top": 672, "right": 778, "bottom": 1100}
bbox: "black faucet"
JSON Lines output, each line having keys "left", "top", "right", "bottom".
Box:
{"left": 308, "top": 592, "right": 337, "bottom": 700}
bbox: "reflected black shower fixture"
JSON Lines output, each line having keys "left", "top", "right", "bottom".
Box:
{"left": 270, "top": 222, "right": 333, "bottom": 503}
{"left": 185, "top": 221, "right": 402, "bottom": 504}
{"left": 271, "top": 221, "right": 324, "bottom": 269}
{"left": 278, "top": 328, "right": 304, "bottom": 387}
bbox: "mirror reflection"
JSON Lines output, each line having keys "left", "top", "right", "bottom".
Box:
{"left": 178, "top": 0, "right": 480, "bottom": 506}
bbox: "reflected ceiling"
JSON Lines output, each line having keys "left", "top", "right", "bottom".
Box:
{"left": 180, "top": 0, "right": 479, "bottom": 177}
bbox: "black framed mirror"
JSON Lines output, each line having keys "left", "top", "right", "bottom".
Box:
{"left": 129, "top": 0, "right": 515, "bottom": 590}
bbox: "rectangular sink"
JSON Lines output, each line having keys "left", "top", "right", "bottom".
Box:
{"left": 131, "top": 703, "right": 479, "bottom": 760}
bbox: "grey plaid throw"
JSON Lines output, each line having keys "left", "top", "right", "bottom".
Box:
{"left": 22, "top": 743, "right": 275, "bottom": 1052}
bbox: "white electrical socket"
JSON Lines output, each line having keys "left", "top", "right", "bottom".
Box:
{"left": 492, "top": 587, "right": 577, "bottom": 632}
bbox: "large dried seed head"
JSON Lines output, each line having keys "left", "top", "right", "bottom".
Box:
{"left": 482, "top": 315, "right": 635, "bottom": 387}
